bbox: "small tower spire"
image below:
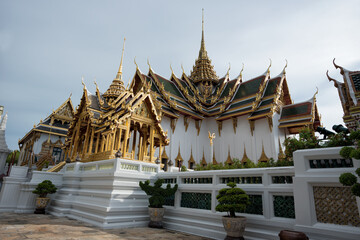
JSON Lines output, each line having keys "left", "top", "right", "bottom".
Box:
{"left": 199, "top": 8, "right": 208, "bottom": 59}
{"left": 103, "top": 38, "right": 126, "bottom": 101}
{"left": 115, "top": 38, "right": 126, "bottom": 81}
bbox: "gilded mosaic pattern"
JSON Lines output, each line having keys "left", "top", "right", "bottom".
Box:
{"left": 313, "top": 186, "right": 360, "bottom": 227}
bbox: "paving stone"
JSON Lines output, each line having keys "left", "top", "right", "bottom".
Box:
{"left": 0, "top": 213, "right": 212, "bottom": 239}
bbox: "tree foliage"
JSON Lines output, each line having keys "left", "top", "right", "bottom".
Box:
{"left": 215, "top": 182, "right": 250, "bottom": 218}
{"left": 139, "top": 179, "right": 178, "bottom": 208}
{"left": 32, "top": 180, "right": 57, "bottom": 198}
{"left": 338, "top": 129, "right": 360, "bottom": 197}
{"left": 284, "top": 128, "right": 320, "bottom": 160}
{"left": 6, "top": 150, "right": 20, "bottom": 164}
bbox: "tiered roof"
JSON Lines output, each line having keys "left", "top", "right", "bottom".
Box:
{"left": 18, "top": 96, "right": 74, "bottom": 145}
{"left": 328, "top": 59, "right": 360, "bottom": 129}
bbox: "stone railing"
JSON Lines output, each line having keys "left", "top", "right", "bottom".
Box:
{"left": 64, "top": 158, "right": 160, "bottom": 174}
{"left": 155, "top": 147, "right": 360, "bottom": 240}
{"left": 158, "top": 167, "right": 296, "bottom": 239}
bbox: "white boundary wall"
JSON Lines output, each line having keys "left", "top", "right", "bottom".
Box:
{"left": 49, "top": 158, "right": 160, "bottom": 229}
{"left": 0, "top": 148, "right": 359, "bottom": 239}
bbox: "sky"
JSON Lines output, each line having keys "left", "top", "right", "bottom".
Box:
{"left": 0, "top": 0, "right": 359, "bottom": 151}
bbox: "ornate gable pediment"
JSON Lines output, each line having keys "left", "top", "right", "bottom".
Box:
{"left": 55, "top": 102, "right": 74, "bottom": 119}
{"left": 134, "top": 101, "right": 151, "bottom": 119}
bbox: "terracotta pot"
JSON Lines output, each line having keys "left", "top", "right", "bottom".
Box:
{"left": 222, "top": 216, "right": 246, "bottom": 240}
{"left": 148, "top": 207, "right": 165, "bottom": 228}
{"left": 279, "top": 230, "right": 309, "bottom": 240}
{"left": 34, "top": 197, "right": 50, "bottom": 214}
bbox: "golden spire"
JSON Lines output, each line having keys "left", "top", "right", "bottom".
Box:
{"left": 115, "top": 38, "right": 126, "bottom": 81}
{"left": 199, "top": 8, "right": 208, "bottom": 59}
{"left": 188, "top": 147, "right": 195, "bottom": 164}
{"left": 190, "top": 9, "right": 218, "bottom": 85}
{"left": 201, "top": 148, "right": 207, "bottom": 166}
{"left": 241, "top": 144, "right": 250, "bottom": 163}
{"left": 175, "top": 145, "right": 183, "bottom": 162}
{"left": 103, "top": 38, "right": 126, "bottom": 101}
{"left": 258, "top": 142, "right": 269, "bottom": 162}
{"left": 226, "top": 146, "right": 233, "bottom": 165}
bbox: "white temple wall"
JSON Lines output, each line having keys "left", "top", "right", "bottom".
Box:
{"left": 161, "top": 114, "right": 288, "bottom": 166}
{"left": 253, "top": 118, "right": 273, "bottom": 161}
{"left": 32, "top": 134, "right": 64, "bottom": 155}
{"left": 271, "top": 112, "right": 287, "bottom": 159}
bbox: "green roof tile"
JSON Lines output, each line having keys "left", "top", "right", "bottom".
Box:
{"left": 281, "top": 102, "right": 311, "bottom": 118}
{"left": 156, "top": 74, "right": 184, "bottom": 98}
{"left": 263, "top": 78, "right": 279, "bottom": 97}
{"left": 233, "top": 76, "right": 264, "bottom": 100}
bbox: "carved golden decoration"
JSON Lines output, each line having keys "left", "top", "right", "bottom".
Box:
{"left": 188, "top": 147, "right": 195, "bottom": 168}
{"left": 184, "top": 116, "right": 190, "bottom": 132}
{"left": 189, "top": 9, "right": 218, "bottom": 97}
{"left": 200, "top": 149, "right": 207, "bottom": 167}
{"left": 258, "top": 143, "right": 269, "bottom": 162}
{"left": 47, "top": 161, "right": 66, "bottom": 172}
{"left": 208, "top": 131, "right": 215, "bottom": 145}
{"left": 161, "top": 147, "right": 169, "bottom": 160}
{"left": 241, "top": 144, "right": 250, "bottom": 163}
{"left": 313, "top": 186, "right": 360, "bottom": 227}
{"left": 278, "top": 138, "right": 286, "bottom": 161}
{"left": 170, "top": 118, "right": 177, "bottom": 133}
{"left": 217, "top": 120, "right": 222, "bottom": 137}
{"left": 225, "top": 147, "right": 233, "bottom": 165}
{"left": 195, "top": 120, "right": 202, "bottom": 136}
{"left": 232, "top": 117, "right": 237, "bottom": 134}
{"left": 175, "top": 145, "right": 183, "bottom": 162}
{"left": 103, "top": 39, "right": 126, "bottom": 102}
{"left": 249, "top": 120, "right": 255, "bottom": 136}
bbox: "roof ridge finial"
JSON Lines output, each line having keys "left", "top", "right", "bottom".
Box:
{"left": 181, "top": 64, "right": 185, "bottom": 74}
{"left": 147, "top": 58, "right": 152, "bottom": 71}
{"left": 81, "top": 76, "right": 86, "bottom": 90}
{"left": 267, "top": 58, "right": 272, "bottom": 73}
{"left": 116, "top": 37, "right": 126, "bottom": 81}
{"left": 313, "top": 87, "right": 319, "bottom": 99}
{"left": 226, "top": 62, "right": 231, "bottom": 76}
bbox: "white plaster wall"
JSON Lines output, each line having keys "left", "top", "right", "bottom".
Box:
{"left": 161, "top": 114, "right": 286, "bottom": 166}
{"left": 32, "top": 134, "right": 64, "bottom": 155}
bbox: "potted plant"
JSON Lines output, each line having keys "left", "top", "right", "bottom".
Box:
{"left": 139, "top": 179, "right": 178, "bottom": 228}
{"left": 216, "top": 182, "right": 250, "bottom": 240}
{"left": 32, "top": 180, "right": 57, "bottom": 214}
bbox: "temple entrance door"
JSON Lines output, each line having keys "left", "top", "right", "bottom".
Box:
{"left": 52, "top": 147, "right": 62, "bottom": 164}
{"left": 161, "top": 158, "right": 168, "bottom": 171}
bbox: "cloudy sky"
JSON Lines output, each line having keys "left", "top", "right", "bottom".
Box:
{"left": 1, "top": 0, "right": 359, "bottom": 150}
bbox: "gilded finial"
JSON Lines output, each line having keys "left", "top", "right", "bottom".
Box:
{"left": 267, "top": 59, "right": 272, "bottom": 73}
{"left": 240, "top": 63, "right": 244, "bottom": 76}
{"left": 81, "top": 76, "right": 86, "bottom": 89}
{"left": 147, "top": 58, "right": 152, "bottom": 71}
{"left": 282, "top": 59, "right": 288, "bottom": 74}
{"left": 181, "top": 64, "right": 185, "bottom": 74}
{"left": 116, "top": 37, "right": 126, "bottom": 80}
{"left": 226, "top": 63, "right": 231, "bottom": 76}
{"left": 313, "top": 87, "right": 319, "bottom": 99}
{"left": 326, "top": 70, "right": 338, "bottom": 87}
{"left": 69, "top": 92, "right": 72, "bottom": 99}
{"left": 199, "top": 8, "right": 208, "bottom": 59}
{"left": 333, "top": 58, "right": 345, "bottom": 74}
{"left": 134, "top": 57, "right": 138, "bottom": 69}
{"left": 94, "top": 80, "right": 99, "bottom": 89}
{"left": 170, "top": 63, "right": 174, "bottom": 75}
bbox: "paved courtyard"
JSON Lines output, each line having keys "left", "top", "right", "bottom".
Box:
{"left": 0, "top": 213, "right": 212, "bottom": 240}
